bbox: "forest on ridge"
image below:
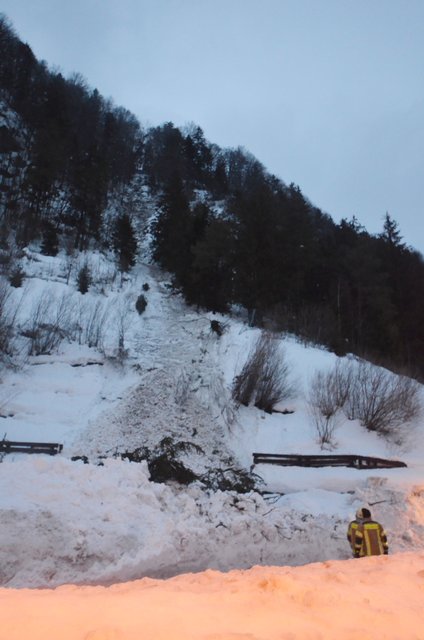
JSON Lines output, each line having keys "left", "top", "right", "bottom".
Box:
{"left": 1, "top": 13, "right": 423, "bottom": 377}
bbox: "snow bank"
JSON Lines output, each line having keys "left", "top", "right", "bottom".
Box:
{"left": 0, "top": 456, "right": 347, "bottom": 587}
{"left": 1, "top": 455, "right": 423, "bottom": 589}
{"left": 2, "top": 553, "right": 423, "bottom": 640}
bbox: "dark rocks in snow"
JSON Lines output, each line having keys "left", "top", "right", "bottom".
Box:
{"left": 210, "top": 320, "right": 224, "bottom": 337}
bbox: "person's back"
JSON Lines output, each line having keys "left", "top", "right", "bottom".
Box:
{"left": 347, "top": 507, "right": 389, "bottom": 557}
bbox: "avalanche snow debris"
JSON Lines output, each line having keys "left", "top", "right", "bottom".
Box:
{"left": 0, "top": 249, "right": 423, "bottom": 588}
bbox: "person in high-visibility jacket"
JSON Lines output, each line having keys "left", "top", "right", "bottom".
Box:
{"left": 347, "top": 507, "right": 389, "bottom": 557}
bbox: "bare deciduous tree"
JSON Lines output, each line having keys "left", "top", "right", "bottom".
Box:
{"left": 232, "top": 331, "right": 293, "bottom": 413}
{"left": 308, "top": 403, "right": 339, "bottom": 449}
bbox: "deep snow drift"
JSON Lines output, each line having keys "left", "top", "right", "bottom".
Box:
{"left": 0, "top": 247, "right": 424, "bottom": 591}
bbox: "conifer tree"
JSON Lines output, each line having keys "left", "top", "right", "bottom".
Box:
{"left": 113, "top": 213, "right": 138, "bottom": 272}
{"left": 40, "top": 221, "right": 59, "bottom": 256}
{"left": 151, "top": 173, "right": 192, "bottom": 283}
{"left": 380, "top": 212, "right": 405, "bottom": 249}
{"left": 77, "top": 264, "right": 91, "bottom": 294}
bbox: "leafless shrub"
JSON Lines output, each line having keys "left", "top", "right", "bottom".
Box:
{"left": 54, "top": 292, "right": 75, "bottom": 333}
{"left": 346, "top": 360, "right": 422, "bottom": 435}
{"left": 23, "top": 290, "right": 74, "bottom": 356}
{"left": 83, "top": 254, "right": 118, "bottom": 290}
{"left": 64, "top": 250, "right": 77, "bottom": 285}
{"left": 232, "top": 346, "right": 259, "bottom": 408}
{"left": 308, "top": 403, "right": 339, "bottom": 449}
{"left": 78, "top": 299, "right": 110, "bottom": 350}
{"left": 309, "top": 360, "right": 354, "bottom": 419}
{"left": 308, "top": 365, "right": 346, "bottom": 447}
{"left": 309, "top": 358, "right": 421, "bottom": 441}
{"left": 113, "top": 295, "right": 133, "bottom": 360}
{"left": 232, "top": 331, "right": 293, "bottom": 413}
{"left": 0, "top": 276, "right": 21, "bottom": 362}
{"left": 331, "top": 360, "right": 355, "bottom": 408}
{"left": 211, "top": 373, "right": 238, "bottom": 429}
{"left": 22, "top": 290, "right": 53, "bottom": 355}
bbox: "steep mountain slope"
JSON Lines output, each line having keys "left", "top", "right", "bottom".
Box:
{"left": 0, "top": 246, "right": 423, "bottom": 588}
{"left": 70, "top": 260, "right": 232, "bottom": 473}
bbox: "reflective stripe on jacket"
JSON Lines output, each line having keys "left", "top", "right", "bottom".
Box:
{"left": 347, "top": 519, "right": 388, "bottom": 557}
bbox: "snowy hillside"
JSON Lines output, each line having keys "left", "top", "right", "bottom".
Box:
{"left": 0, "top": 246, "right": 424, "bottom": 589}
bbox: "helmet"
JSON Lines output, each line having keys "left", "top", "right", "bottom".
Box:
{"left": 356, "top": 507, "right": 371, "bottom": 519}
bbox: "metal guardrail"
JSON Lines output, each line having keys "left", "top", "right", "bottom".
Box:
{"left": 252, "top": 452, "right": 407, "bottom": 469}
{"left": 0, "top": 439, "right": 63, "bottom": 455}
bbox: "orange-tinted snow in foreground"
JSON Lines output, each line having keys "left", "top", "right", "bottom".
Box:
{"left": 1, "top": 553, "right": 423, "bottom": 640}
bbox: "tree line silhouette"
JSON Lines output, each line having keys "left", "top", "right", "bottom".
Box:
{"left": 1, "top": 14, "right": 423, "bottom": 376}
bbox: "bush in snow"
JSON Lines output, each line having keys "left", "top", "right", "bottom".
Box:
{"left": 114, "top": 295, "right": 133, "bottom": 359}
{"left": 9, "top": 267, "right": 25, "bottom": 288}
{"left": 345, "top": 360, "right": 421, "bottom": 436}
{"left": 309, "top": 358, "right": 422, "bottom": 442}
{"left": 309, "top": 360, "right": 353, "bottom": 417}
{"left": 22, "top": 291, "right": 74, "bottom": 356}
{"left": 135, "top": 294, "right": 147, "bottom": 315}
{"left": 308, "top": 402, "right": 338, "bottom": 449}
{"left": 0, "top": 277, "right": 20, "bottom": 362}
{"left": 232, "top": 331, "right": 293, "bottom": 413}
{"left": 210, "top": 319, "right": 224, "bottom": 336}
{"left": 77, "top": 299, "right": 109, "bottom": 350}
{"left": 308, "top": 360, "right": 354, "bottom": 448}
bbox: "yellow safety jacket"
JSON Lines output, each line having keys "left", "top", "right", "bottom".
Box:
{"left": 347, "top": 519, "right": 389, "bottom": 557}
